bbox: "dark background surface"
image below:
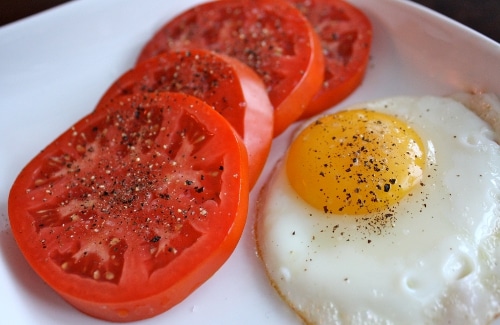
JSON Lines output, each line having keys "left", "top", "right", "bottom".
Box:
{"left": 0, "top": 0, "right": 499, "bottom": 43}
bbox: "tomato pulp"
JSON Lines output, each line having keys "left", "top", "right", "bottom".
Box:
{"left": 96, "top": 49, "right": 273, "bottom": 188}
{"left": 137, "top": 0, "right": 324, "bottom": 136}
{"left": 8, "top": 92, "right": 249, "bottom": 322}
{"left": 289, "top": 0, "right": 373, "bottom": 118}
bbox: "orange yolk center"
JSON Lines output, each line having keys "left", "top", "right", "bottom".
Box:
{"left": 286, "top": 109, "right": 426, "bottom": 215}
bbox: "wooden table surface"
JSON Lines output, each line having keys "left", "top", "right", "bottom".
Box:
{"left": 1, "top": 0, "right": 498, "bottom": 42}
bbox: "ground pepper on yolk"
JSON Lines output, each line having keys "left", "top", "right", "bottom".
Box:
{"left": 286, "top": 109, "right": 426, "bottom": 215}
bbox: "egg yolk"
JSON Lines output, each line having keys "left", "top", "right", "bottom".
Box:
{"left": 286, "top": 109, "right": 426, "bottom": 215}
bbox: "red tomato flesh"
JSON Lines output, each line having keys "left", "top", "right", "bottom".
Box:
{"left": 289, "top": 0, "right": 373, "bottom": 118}
{"left": 96, "top": 49, "right": 273, "bottom": 188}
{"left": 8, "top": 92, "right": 249, "bottom": 322}
{"left": 137, "top": 0, "right": 324, "bottom": 136}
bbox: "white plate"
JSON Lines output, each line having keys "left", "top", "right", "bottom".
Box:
{"left": 0, "top": 0, "right": 499, "bottom": 324}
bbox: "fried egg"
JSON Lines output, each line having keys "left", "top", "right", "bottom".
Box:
{"left": 255, "top": 96, "right": 500, "bottom": 325}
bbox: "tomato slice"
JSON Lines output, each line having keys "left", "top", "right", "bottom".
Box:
{"left": 137, "top": 0, "right": 324, "bottom": 136}
{"left": 96, "top": 49, "right": 273, "bottom": 189}
{"left": 288, "top": 0, "right": 373, "bottom": 118}
{"left": 8, "top": 92, "right": 249, "bottom": 322}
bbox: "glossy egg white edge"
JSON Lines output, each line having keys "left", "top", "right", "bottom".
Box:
{"left": 255, "top": 96, "right": 500, "bottom": 324}
{"left": 0, "top": 0, "right": 499, "bottom": 324}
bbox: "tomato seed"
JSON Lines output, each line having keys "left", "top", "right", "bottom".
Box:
{"left": 105, "top": 271, "right": 115, "bottom": 280}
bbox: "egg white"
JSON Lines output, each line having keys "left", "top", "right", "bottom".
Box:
{"left": 255, "top": 96, "right": 500, "bottom": 325}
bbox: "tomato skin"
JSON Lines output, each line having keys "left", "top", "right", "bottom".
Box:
{"left": 288, "top": 0, "right": 373, "bottom": 118}
{"left": 137, "top": 0, "right": 324, "bottom": 136}
{"left": 96, "top": 49, "right": 273, "bottom": 189}
{"left": 8, "top": 92, "right": 249, "bottom": 322}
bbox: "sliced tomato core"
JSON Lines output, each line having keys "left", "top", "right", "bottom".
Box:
{"left": 8, "top": 92, "right": 249, "bottom": 322}
{"left": 137, "top": 0, "right": 324, "bottom": 136}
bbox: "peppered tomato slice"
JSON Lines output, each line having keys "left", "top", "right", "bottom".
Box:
{"left": 8, "top": 92, "right": 249, "bottom": 322}
{"left": 288, "top": 0, "right": 373, "bottom": 118}
{"left": 137, "top": 0, "right": 324, "bottom": 136}
{"left": 96, "top": 49, "right": 273, "bottom": 189}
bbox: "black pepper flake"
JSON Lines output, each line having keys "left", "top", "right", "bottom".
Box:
{"left": 159, "top": 193, "right": 170, "bottom": 200}
{"left": 150, "top": 236, "right": 161, "bottom": 243}
{"left": 384, "top": 184, "right": 390, "bottom": 192}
